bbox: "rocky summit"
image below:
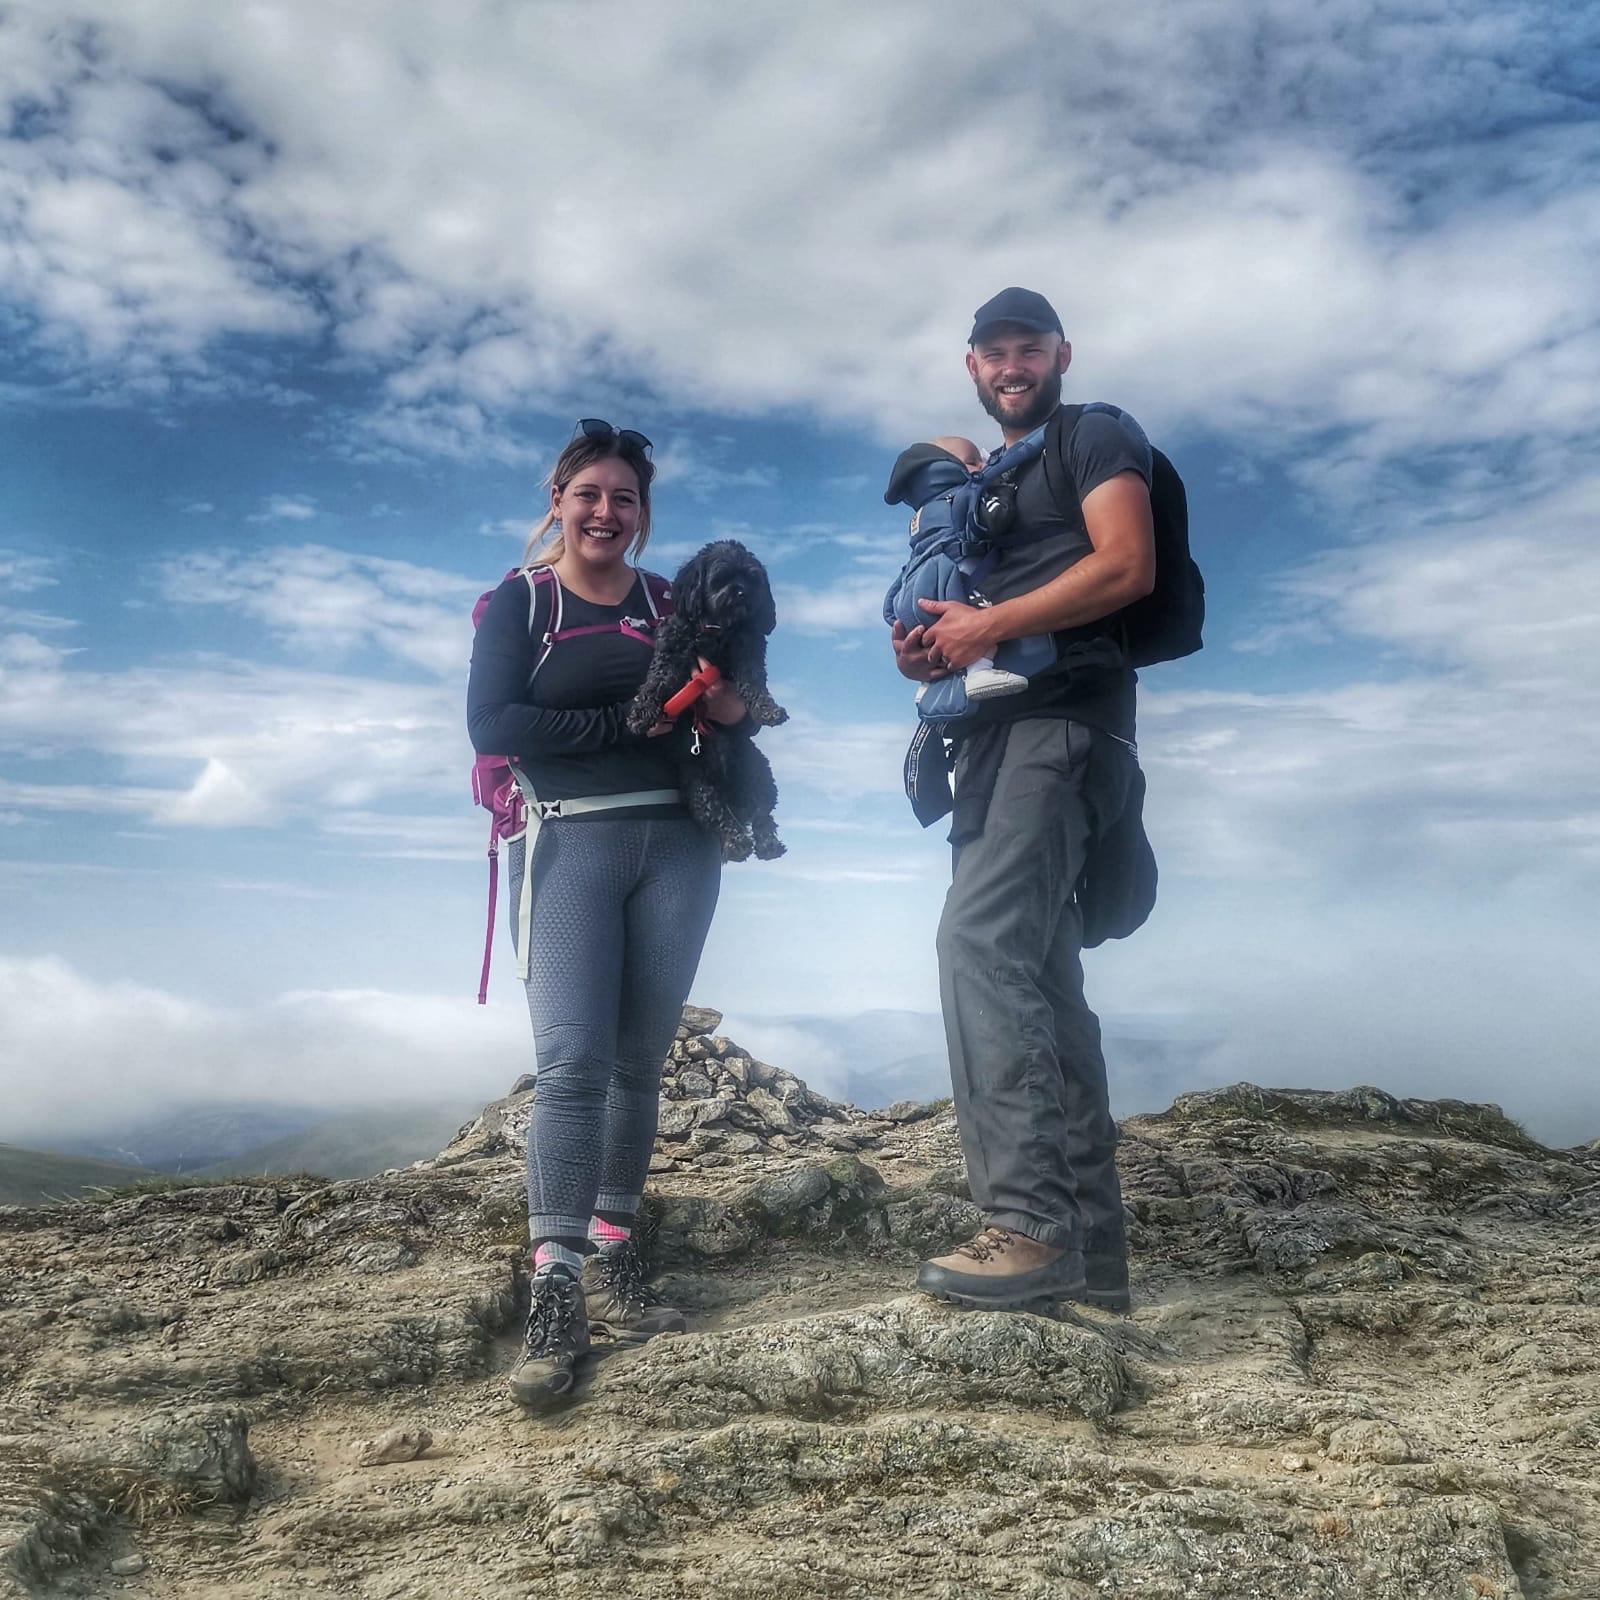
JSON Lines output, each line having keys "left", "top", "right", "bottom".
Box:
{"left": 2, "top": 1007, "right": 1598, "bottom": 1599}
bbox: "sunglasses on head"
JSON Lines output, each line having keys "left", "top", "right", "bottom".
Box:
{"left": 577, "top": 418, "right": 653, "bottom": 454}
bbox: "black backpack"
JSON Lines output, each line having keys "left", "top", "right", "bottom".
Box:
{"left": 1044, "top": 404, "right": 1204, "bottom": 669}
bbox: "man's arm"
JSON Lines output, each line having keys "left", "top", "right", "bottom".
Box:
{"left": 919, "top": 471, "right": 1155, "bottom": 669}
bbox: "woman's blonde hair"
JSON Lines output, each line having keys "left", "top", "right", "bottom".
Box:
{"left": 523, "top": 433, "right": 655, "bottom": 568}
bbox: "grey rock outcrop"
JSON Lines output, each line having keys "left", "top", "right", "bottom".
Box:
{"left": 1, "top": 1011, "right": 1596, "bottom": 1598}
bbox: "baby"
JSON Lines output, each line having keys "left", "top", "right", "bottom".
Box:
{"left": 931, "top": 435, "right": 986, "bottom": 471}
{"left": 882, "top": 431, "right": 1055, "bottom": 718}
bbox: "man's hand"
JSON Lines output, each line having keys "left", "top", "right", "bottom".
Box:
{"left": 892, "top": 620, "right": 951, "bottom": 682}
{"left": 918, "top": 599, "right": 1001, "bottom": 671}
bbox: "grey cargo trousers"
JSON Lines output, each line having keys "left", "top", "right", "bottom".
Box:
{"left": 937, "top": 717, "right": 1130, "bottom": 1253}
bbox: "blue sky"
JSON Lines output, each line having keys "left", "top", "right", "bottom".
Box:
{"left": 3, "top": 0, "right": 1598, "bottom": 1144}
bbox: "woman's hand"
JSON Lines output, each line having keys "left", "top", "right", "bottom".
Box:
{"left": 698, "top": 658, "right": 748, "bottom": 725}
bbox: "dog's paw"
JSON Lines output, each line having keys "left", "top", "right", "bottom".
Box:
{"left": 751, "top": 815, "right": 784, "bottom": 859}
{"left": 720, "top": 830, "right": 753, "bottom": 863}
{"left": 745, "top": 694, "right": 788, "bottom": 727}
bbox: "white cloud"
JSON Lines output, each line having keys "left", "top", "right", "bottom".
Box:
{"left": 0, "top": 955, "right": 520, "bottom": 1143}
{"left": 478, "top": 516, "right": 535, "bottom": 542}
{"left": 1142, "top": 471, "right": 1600, "bottom": 892}
{"left": 340, "top": 399, "right": 540, "bottom": 466}
{"left": 775, "top": 572, "right": 889, "bottom": 634}
{"left": 1, "top": 0, "right": 1591, "bottom": 469}
{"left": 767, "top": 708, "right": 910, "bottom": 804}
{"left": 0, "top": 631, "right": 464, "bottom": 829}
{"left": 0, "top": 42, "right": 316, "bottom": 370}
{"left": 248, "top": 493, "right": 317, "bottom": 522}
{"left": 0, "top": 633, "right": 73, "bottom": 670}
{"left": 158, "top": 543, "right": 476, "bottom": 677}
{"left": 652, "top": 436, "right": 778, "bottom": 498}
{"left": 0, "top": 552, "right": 56, "bottom": 594}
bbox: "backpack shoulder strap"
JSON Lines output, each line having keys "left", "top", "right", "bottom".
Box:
{"left": 640, "top": 569, "right": 674, "bottom": 620}
{"left": 1041, "top": 404, "right": 1088, "bottom": 519}
{"left": 979, "top": 422, "right": 1052, "bottom": 488}
{"left": 520, "top": 565, "right": 561, "bottom": 679}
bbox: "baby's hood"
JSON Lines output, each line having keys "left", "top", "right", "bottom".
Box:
{"left": 884, "top": 443, "right": 973, "bottom": 509}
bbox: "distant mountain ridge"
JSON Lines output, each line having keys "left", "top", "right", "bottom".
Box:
{"left": 197, "top": 1100, "right": 481, "bottom": 1181}
{"left": 0, "top": 1144, "right": 151, "bottom": 1208}
{"left": 52, "top": 1102, "right": 329, "bottom": 1174}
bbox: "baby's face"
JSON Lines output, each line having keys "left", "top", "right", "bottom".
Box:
{"left": 932, "top": 436, "right": 987, "bottom": 474}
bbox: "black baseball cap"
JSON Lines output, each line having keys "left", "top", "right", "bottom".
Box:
{"left": 969, "top": 287, "right": 1064, "bottom": 344}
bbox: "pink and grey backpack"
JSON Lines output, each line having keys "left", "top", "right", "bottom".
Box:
{"left": 471, "top": 564, "right": 673, "bottom": 1002}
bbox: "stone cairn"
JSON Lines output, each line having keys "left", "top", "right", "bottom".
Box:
{"left": 435, "top": 1005, "right": 880, "bottom": 1173}
{"left": 652, "top": 1006, "right": 873, "bottom": 1172}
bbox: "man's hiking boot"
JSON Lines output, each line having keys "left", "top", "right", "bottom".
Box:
{"left": 582, "top": 1239, "right": 687, "bottom": 1344}
{"left": 917, "top": 1226, "right": 1086, "bottom": 1311}
{"left": 1079, "top": 1250, "right": 1132, "bottom": 1313}
{"left": 1074, "top": 1220, "right": 1131, "bottom": 1312}
{"left": 507, "top": 1266, "right": 590, "bottom": 1410}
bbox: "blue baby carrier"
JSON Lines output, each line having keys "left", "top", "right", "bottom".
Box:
{"left": 882, "top": 425, "right": 1054, "bottom": 725}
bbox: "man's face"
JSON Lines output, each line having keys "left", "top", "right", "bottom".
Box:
{"left": 967, "top": 325, "right": 1072, "bottom": 435}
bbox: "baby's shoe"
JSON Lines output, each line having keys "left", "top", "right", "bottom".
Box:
{"left": 964, "top": 666, "right": 1029, "bottom": 701}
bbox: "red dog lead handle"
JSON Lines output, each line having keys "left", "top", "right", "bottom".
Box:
{"left": 662, "top": 661, "right": 722, "bottom": 720}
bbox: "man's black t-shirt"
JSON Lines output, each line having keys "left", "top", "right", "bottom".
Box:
{"left": 970, "top": 403, "right": 1152, "bottom": 741}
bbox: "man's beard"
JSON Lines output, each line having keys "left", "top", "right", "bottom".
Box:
{"left": 975, "top": 368, "right": 1062, "bottom": 434}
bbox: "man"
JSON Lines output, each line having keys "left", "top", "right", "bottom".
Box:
{"left": 893, "top": 286, "right": 1155, "bottom": 1314}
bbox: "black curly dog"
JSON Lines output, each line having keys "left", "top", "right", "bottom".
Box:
{"left": 627, "top": 540, "right": 788, "bottom": 861}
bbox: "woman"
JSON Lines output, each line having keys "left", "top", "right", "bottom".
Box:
{"left": 467, "top": 420, "right": 750, "bottom": 1410}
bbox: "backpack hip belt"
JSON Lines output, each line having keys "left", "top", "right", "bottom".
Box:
{"left": 509, "top": 777, "right": 683, "bottom": 984}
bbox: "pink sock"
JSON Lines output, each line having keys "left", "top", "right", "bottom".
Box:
{"left": 589, "top": 1216, "right": 631, "bottom": 1247}
{"left": 532, "top": 1240, "right": 583, "bottom": 1276}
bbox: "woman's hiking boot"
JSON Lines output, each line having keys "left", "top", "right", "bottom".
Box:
{"left": 916, "top": 1226, "right": 1086, "bottom": 1311}
{"left": 582, "top": 1238, "right": 687, "bottom": 1343}
{"left": 507, "top": 1266, "right": 590, "bottom": 1410}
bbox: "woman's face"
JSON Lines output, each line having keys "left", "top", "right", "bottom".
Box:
{"left": 552, "top": 455, "right": 644, "bottom": 574}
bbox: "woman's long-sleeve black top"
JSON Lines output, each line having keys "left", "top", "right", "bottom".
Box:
{"left": 468, "top": 567, "right": 753, "bottom": 819}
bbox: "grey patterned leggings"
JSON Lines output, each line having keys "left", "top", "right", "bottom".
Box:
{"left": 506, "top": 817, "right": 721, "bottom": 1246}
